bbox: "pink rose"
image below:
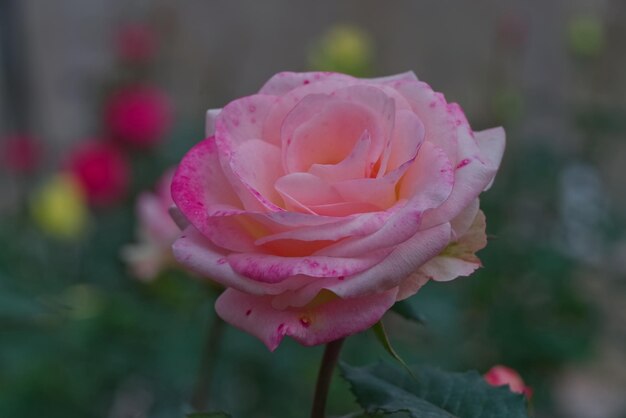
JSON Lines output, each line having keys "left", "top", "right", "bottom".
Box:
{"left": 484, "top": 365, "right": 533, "bottom": 399}
{"left": 123, "top": 168, "right": 180, "bottom": 280}
{"left": 171, "top": 71, "right": 505, "bottom": 350}
{"left": 66, "top": 140, "right": 130, "bottom": 207}
{"left": 104, "top": 85, "right": 172, "bottom": 149}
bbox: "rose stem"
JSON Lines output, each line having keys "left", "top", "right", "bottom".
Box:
{"left": 190, "top": 307, "right": 225, "bottom": 412}
{"left": 310, "top": 337, "right": 346, "bottom": 418}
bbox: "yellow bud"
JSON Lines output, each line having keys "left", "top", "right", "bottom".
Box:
{"left": 31, "top": 173, "right": 89, "bottom": 239}
{"left": 309, "top": 24, "right": 373, "bottom": 76}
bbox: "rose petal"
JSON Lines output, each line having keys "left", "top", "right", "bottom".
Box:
{"left": 421, "top": 121, "right": 503, "bottom": 228}
{"left": 171, "top": 137, "right": 243, "bottom": 231}
{"left": 215, "top": 287, "right": 398, "bottom": 351}
{"left": 385, "top": 110, "right": 424, "bottom": 173}
{"left": 275, "top": 172, "right": 342, "bottom": 213}
{"left": 281, "top": 86, "right": 394, "bottom": 175}
{"left": 396, "top": 271, "right": 431, "bottom": 301}
{"left": 259, "top": 71, "right": 355, "bottom": 96}
{"left": 398, "top": 141, "right": 454, "bottom": 203}
{"left": 309, "top": 130, "right": 371, "bottom": 182}
{"left": 173, "top": 226, "right": 314, "bottom": 295}
{"left": 275, "top": 222, "right": 452, "bottom": 307}
{"left": 205, "top": 108, "right": 221, "bottom": 137}
{"left": 316, "top": 143, "right": 453, "bottom": 258}
{"left": 450, "top": 198, "right": 480, "bottom": 239}
{"left": 475, "top": 127, "right": 506, "bottom": 190}
{"left": 254, "top": 210, "right": 391, "bottom": 245}
{"left": 393, "top": 80, "right": 458, "bottom": 162}
{"left": 229, "top": 139, "right": 284, "bottom": 208}
{"left": 398, "top": 208, "right": 487, "bottom": 299}
{"left": 214, "top": 94, "right": 276, "bottom": 149}
{"left": 366, "top": 71, "right": 419, "bottom": 85}
{"left": 226, "top": 246, "right": 392, "bottom": 283}
{"left": 333, "top": 159, "right": 411, "bottom": 210}
{"left": 308, "top": 201, "right": 382, "bottom": 216}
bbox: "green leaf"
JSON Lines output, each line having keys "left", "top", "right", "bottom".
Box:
{"left": 340, "top": 362, "right": 528, "bottom": 418}
{"left": 186, "top": 412, "right": 231, "bottom": 418}
{"left": 390, "top": 300, "right": 426, "bottom": 325}
{"left": 371, "top": 322, "right": 415, "bottom": 380}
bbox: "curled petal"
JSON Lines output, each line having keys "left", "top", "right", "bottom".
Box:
{"left": 229, "top": 139, "right": 284, "bottom": 208}
{"left": 421, "top": 123, "right": 504, "bottom": 228}
{"left": 309, "top": 130, "right": 371, "bottom": 182}
{"left": 205, "top": 108, "right": 221, "bottom": 137}
{"left": 475, "top": 127, "right": 506, "bottom": 190}
{"left": 385, "top": 109, "right": 424, "bottom": 173}
{"left": 226, "top": 246, "right": 392, "bottom": 283}
{"left": 275, "top": 172, "right": 342, "bottom": 213}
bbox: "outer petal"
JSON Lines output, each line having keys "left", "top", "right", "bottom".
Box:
{"left": 475, "top": 127, "right": 506, "bottom": 190}
{"left": 205, "top": 108, "right": 221, "bottom": 137}
{"left": 215, "top": 287, "right": 398, "bottom": 351}
{"left": 272, "top": 222, "right": 452, "bottom": 308}
{"left": 392, "top": 80, "right": 458, "bottom": 161}
{"left": 226, "top": 246, "right": 392, "bottom": 283}
{"left": 214, "top": 94, "right": 277, "bottom": 148}
{"left": 397, "top": 209, "right": 487, "bottom": 299}
{"left": 366, "top": 71, "right": 419, "bottom": 85}
{"left": 258, "top": 71, "right": 355, "bottom": 96}
{"left": 172, "top": 226, "right": 314, "bottom": 295}
{"left": 171, "top": 137, "right": 243, "bottom": 232}
{"left": 421, "top": 121, "right": 503, "bottom": 228}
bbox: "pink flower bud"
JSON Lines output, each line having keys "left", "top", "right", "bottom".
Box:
{"left": 484, "top": 365, "right": 533, "bottom": 399}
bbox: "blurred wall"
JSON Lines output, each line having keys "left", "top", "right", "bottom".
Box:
{"left": 2, "top": 0, "right": 617, "bottom": 155}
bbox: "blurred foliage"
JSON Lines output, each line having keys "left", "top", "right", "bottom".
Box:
{"left": 341, "top": 362, "right": 528, "bottom": 417}
{"left": 567, "top": 16, "right": 606, "bottom": 59}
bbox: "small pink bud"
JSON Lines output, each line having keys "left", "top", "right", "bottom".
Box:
{"left": 484, "top": 365, "right": 533, "bottom": 399}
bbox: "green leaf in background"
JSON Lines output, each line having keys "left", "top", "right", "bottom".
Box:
{"left": 390, "top": 300, "right": 426, "bottom": 325}
{"left": 186, "top": 412, "right": 231, "bottom": 418}
{"left": 341, "top": 362, "right": 528, "bottom": 418}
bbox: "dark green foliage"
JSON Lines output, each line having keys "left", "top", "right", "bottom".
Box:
{"left": 341, "top": 362, "right": 528, "bottom": 418}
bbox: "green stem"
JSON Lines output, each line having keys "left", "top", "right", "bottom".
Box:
{"left": 310, "top": 338, "right": 345, "bottom": 418}
{"left": 190, "top": 309, "right": 225, "bottom": 412}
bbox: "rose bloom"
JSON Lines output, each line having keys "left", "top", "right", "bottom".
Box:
{"left": 484, "top": 365, "right": 533, "bottom": 399}
{"left": 171, "top": 71, "right": 505, "bottom": 350}
{"left": 67, "top": 140, "right": 130, "bottom": 207}
{"left": 122, "top": 168, "right": 180, "bottom": 281}
{"left": 104, "top": 85, "right": 172, "bottom": 149}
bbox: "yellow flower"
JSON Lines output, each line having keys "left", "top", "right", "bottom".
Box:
{"left": 31, "top": 173, "right": 89, "bottom": 239}
{"left": 308, "top": 24, "right": 373, "bottom": 76}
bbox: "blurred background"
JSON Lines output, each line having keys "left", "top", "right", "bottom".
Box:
{"left": 1, "top": 1, "right": 625, "bottom": 417}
